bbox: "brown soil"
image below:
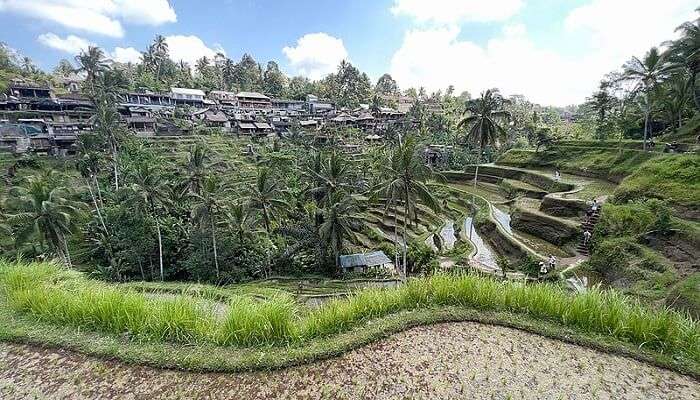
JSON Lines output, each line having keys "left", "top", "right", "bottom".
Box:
{"left": 1, "top": 322, "right": 698, "bottom": 399}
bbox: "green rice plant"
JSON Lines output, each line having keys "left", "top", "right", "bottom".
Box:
{"left": 217, "top": 294, "right": 297, "bottom": 346}
{"left": 146, "top": 296, "right": 216, "bottom": 343}
{"left": 1, "top": 261, "right": 698, "bottom": 365}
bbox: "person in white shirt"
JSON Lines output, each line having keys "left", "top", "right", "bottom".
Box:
{"left": 583, "top": 230, "right": 592, "bottom": 245}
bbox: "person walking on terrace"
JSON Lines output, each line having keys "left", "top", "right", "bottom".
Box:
{"left": 590, "top": 199, "right": 599, "bottom": 213}
{"left": 583, "top": 230, "right": 592, "bottom": 246}
{"left": 548, "top": 255, "right": 557, "bottom": 271}
{"left": 554, "top": 169, "right": 561, "bottom": 182}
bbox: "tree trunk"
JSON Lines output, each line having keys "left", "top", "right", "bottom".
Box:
{"left": 643, "top": 109, "right": 650, "bottom": 152}
{"left": 262, "top": 206, "right": 271, "bottom": 233}
{"left": 473, "top": 149, "right": 481, "bottom": 190}
{"left": 60, "top": 233, "right": 72, "bottom": 268}
{"left": 211, "top": 216, "right": 220, "bottom": 279}
{"left": 86, "top": 178, "right": 108, "bottom": 233}
{"left": 155, "top": 217, "right": 164, "bottom": 281}
{"left": 402, "top": 187, "right": 409, "bottom": 276}
{"left": 112, "top": 143, "right": 119, "bottom": 190}
{"left": 691, "top": 71, "right": 699, "bottom": 111}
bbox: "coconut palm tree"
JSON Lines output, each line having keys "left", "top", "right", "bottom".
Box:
{"left": 305, "top": 150, "right": 351, "bottom": 207}
{"left": 667, "top": 12, "right": 700, "bottom": 110}
{"left": 6, "top": 172, "right": 83, "bottom": 266}
{"left": 375, "top": 135, "right": 440, "bottom": 274}
{"left": 75, "top": 46, "right": 108, "bottom": 89}
{"left": 182, "top": 142, "right": 211, "bottom": 196}
{"left": 318, "top": 192, "right": 361, "bottom": 269}
{"left": 247, "top": 167, "right": 289, "bottom": 233}
{"left": 660, "top": 74, "right": 692, "bottom": 129}
{"left": 125, "top": 163, "right": 170, "bottom": 281}
{"left": 622, "top": 47, "right": 671, "bottom": 150}
{"left": 150, "top": 35, "right": 169, "bottom": 81}
{"left": 92, "top": 92, "right": 125, "bottom": 189}
{"left": 228, "top": 200, "right": 255, "bottom": 242}
{"left": 191, "top": 175, "right": 227, "bottom": 279}
{"left": 457, "top": 89, "right": 511, "bottom": 188}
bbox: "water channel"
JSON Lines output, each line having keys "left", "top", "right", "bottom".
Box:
{"left": 463, "top": 217, "right": 498, "bottom": 269}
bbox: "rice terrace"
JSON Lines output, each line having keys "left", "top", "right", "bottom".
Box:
{"left": 0, "top": 1, "right": 699, "bottom": 399}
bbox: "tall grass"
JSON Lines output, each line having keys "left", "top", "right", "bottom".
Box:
{"left": 0, "top": 260, "right": 698, "bottom": 364}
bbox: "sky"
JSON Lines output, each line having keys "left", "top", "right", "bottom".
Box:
{"left": 0, "top": 0, "right": 697, "bottom": 106}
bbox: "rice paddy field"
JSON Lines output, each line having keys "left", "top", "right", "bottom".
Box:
{"left": 0, "top": 261, "right": 698, "bottom": 374}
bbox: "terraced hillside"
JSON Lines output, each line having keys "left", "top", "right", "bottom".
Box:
{"left": 497, "top": 144, "right": 700, "bottom": 317}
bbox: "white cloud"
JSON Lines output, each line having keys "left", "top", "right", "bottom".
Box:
{"left": 565, "top": 0, "right": 696, "bottom": 64}
{"left": 390, "top": 1, "right": 698, "bottom": 105}
{"left": 390, "top": 0, "right": 523, "bottom": 24}
{"left": 283, "top": 33, "right": 349, "bottom": 80}
{"left": 37, "top": 32, "right": 93, "bottom": 54}
{"left": 111, "top": 46, "right": 142, "bottom": 64}
{"left": 391, "top": 25, "right": 600, "bottom": 105}
{"left": 165, "top": 35, "right": 225, "bottom": 66}
{"left": 0, "top": 0, "right": 176, "bottom": 37}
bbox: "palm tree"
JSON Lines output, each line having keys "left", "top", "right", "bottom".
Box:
{"left": 92, "top": 93, "right": 125, "bottom": 190}
{"left": 318, "top": 193, "right": 361, "bottom": 269}
{"left": 151, "top": 35, "right": 169, "bottom": 81}
{"left": 247, "top": 167, "right": 289, "bottom": 233}
{"left": 375, "top": 136, "right": 440, "bottom": 274}
{"left": 182, "top": 142, "right": 211, "bottom": 196}
{"left": 305, "top": 151, "right": 351, "bottom": 207}
{"left": 191, "top": 176, "right": 226, "bottom": 279}
{"left": 126, "top": 163, "right": 170, "bottom": 281}
{"left": 75, "top": 46, "right": 108, "bottom": 89}
{"left": 623, "top": 47, "right": 671, "bottom": 150}
{"left": 6, "top": 172, "right": 83, "bottom": 267}
{"left": 661, "top": 75, "right": 691, "bottom": 129}
{"left": 667, "top": 12, "right": 700, "bottom": 110}
{"left": 457, "top": 89, "right": 510, "bottom": 188}
{"left": 228, "top": 201, "right": 255, "bottom": 242}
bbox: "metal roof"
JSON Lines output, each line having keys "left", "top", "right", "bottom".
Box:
{"left": 171, "top": 87, "right": 206, "bottom": 97}
{"left": 238, "top": 122, "right": 257, "bottom": 129}
{"left": 236, "top": 91, "right": 270, "bottom": 100}
{"left": 339, "top": 251, "right": 391, "bottom": 269}
{"left": 254, "top": 122, "right": 273, "bottom": 129}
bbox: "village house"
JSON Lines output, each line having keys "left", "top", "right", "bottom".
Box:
{"left": 339, "top": 251, "right": 394, "bottom": 274}
{"left": 208, "top": 90, "right": 238, "bottom": 107}
{"left": 236, "top": 92, "right": 272, "bottom": 110}
{"left": 170, "top": 88, "right": 206, "bottom": 108}
{"left": 271, "top": 98, "right": 305, "bottom": 113}
{"left": 306, "top": 94, "right": 334, "bottom": 115}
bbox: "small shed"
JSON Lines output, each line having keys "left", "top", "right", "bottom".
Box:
{"left": 339, "top": 251, "right": 393, "bottom": 274}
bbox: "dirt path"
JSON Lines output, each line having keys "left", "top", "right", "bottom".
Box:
{"left": 1, "top": 322, "right": 697, "bottom": 399}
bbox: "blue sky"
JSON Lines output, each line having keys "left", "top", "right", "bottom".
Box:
{"left": 0, "top": 0, "right": 697, "bottom": 105}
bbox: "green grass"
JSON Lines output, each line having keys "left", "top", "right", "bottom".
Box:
{"left": 1, "top": 259, "right": 698, "bottom": 375}
{"left": 498, "top": 147, "right": 664, "bottom": 182}
{"left": 614, "top": 154, "right": 700, "bottom": 214}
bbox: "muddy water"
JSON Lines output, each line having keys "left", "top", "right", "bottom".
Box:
{"left": 440, "top": 220, "right": 457, "bottom": 250}
{"left": 463, "top": 217, "right": 498, "bottom": 269}
{"left": 491, "top": 207, "right": 512, "bottom": 234}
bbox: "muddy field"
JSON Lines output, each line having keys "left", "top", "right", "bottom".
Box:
{"left": 1, "top": 322, "right": 697, "bottom": 399}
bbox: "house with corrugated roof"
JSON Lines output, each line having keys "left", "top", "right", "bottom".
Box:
{"left": 339, "top": 251, "right": 393, "bottom": 274}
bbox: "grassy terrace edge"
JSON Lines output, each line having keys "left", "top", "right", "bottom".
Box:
{"left": 1, "top": 261, "right": 699, "bottom": 377}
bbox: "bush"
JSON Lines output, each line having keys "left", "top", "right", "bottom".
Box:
{"left": 589, "top": 238, "right": 666, "bottom": 282}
